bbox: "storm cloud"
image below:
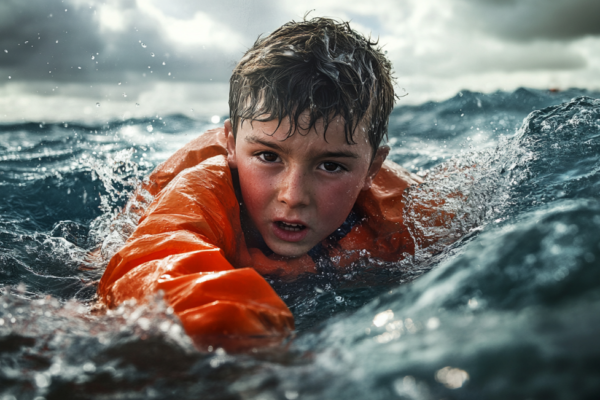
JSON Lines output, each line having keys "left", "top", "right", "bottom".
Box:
{"left": 1, "top": 0, "right": 597, "bottom": 83}
{"left": 460, "top": 0, "right": 600, "bottom": 41}
{"left": 0, "top": 0, "right": 248, "bottom": 83}
{"left": 0, "top": 0, "right": 598, "bottom": 122}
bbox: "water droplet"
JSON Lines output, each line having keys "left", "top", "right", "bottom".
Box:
{"left": 83, "top": 362, "right": 96, "bottom": 373}
{"left": 373, "top": 310, "right": 394, "bottom": 327}
{"left": 162, "top": 61, "right": 166, "bottom": 65}
{"left": 211, "top": 115, "right": 220, "bottom": 124}
{"left": 150, "top": 52, "right": 155, "bottom": 57}
{"left": 8, "top": 76, "right": 11, "bottom": 79}
{"left": 285, "top": 391, "right": 299, "bottom": 400}
{"left": 135, "top": 103, "right": 140, "bottom": 107}
{"left": 140, "top": 42, "right": 147, "bottom": 48}
{"left": 55, "top": 40, "right": 59, "bottom": 43}
{"left": 123, "top": 93, "right": 127, "bottom": 98}
{"left": 146, "top": 125, "right": 153, "bottom": 133}
{"left": 35, "top": 373, "right": 50, "bottom": 388}
{"left": 468, "top": 298, "right": 479, "bottom": 309}
{"left": 3, "top": 50, "right": 7, "bottom": 53}
{"left": 96, "top": 102, "right": 100, "bottom": 107}
{"left": 435, "top": 367, "right": 469, "bottom": 389}
{"left": 426, "top": 317, "right": 440, "bottom": 330}
{"left": 91, "top": 55, "right": 95, "bottom": 60}
{"left": 78, "top": 66, "right": 81, "bottom": 69}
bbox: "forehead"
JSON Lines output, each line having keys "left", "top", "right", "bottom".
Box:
{"left": 237, "top": 115, "right": 371, "bottom": 157}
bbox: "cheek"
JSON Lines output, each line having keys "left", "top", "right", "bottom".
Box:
{"left": 315, "top": 177, "right": 364, "bottom": 222}
{"left": 237, "top": 163, "right": 273, "bottom": 214}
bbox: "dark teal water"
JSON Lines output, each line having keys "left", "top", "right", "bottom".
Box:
{"left": 1, "top": 88, "right": 599, "bottom": 399}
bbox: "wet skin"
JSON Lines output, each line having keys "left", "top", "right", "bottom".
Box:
{"left": 225, "top": 114, "right": 388, "bottom": 258}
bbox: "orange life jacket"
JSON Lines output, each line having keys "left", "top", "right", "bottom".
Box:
{"left": 97, "top": 128, "right": 421, "bottom": 350}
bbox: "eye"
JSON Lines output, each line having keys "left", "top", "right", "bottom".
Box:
{"left": 258, "top": 152, "right": 280, "bottom": 163}
{"left": 319, "top": 161, "right": 344, "bottom": 173}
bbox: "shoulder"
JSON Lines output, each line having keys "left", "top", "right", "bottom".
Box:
{"left": 372, "top": 160, "right": 423, "bottom": 195}
{"left": 144, "top": 128, "right": 228, "bottom": 195}
{"left": 356, "top": 160, "right": 421, "bottom": 216}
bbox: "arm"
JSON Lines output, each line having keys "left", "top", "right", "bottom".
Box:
{"left": 98, "top": 154, "right": 294, "bottom": 350}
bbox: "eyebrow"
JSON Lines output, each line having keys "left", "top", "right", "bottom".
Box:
{"left": 245, "top": 135, "right": 361, "bottom": 159}
{"left": 245, "top": 135, "right": 286, "bottom": 153}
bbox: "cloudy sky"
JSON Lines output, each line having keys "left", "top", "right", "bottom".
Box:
{"left": 1, "top": 0, "right": 599, "bottom": 123}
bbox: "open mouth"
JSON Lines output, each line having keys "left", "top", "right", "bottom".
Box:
{"left": 275, "top": 221, "right": 306, "bottom": 232}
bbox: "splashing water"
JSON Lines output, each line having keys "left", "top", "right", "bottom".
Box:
{"left": 83, "top": 148, "right": 154, "bottom": 265}
{"left": 1, "top": 89, "right": 600, "bottom": 399}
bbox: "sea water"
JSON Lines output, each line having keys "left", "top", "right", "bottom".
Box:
{"left": 1, "top": 88, "right": 599, "bottom": 399}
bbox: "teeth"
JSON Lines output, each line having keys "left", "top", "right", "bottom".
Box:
{"left": 279, "top": 222, "right": 305, "bottom": 231}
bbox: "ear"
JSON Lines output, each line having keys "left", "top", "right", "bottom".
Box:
{"left": 224, "top": 119, "right": 238, "bottom": 169}
{"left": 362, "top": 145, "right": 389, "bottom": 191}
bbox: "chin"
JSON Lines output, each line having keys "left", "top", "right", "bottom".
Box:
{"left": 268, "top": 242, "right": 311, "bottom": 259}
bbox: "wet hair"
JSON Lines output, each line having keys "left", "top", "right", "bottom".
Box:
{"left": 229, "top": 17, "right": 396, "bottom": 154}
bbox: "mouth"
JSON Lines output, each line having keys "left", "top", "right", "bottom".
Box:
{"left": 271, "top": 220, "right": 309, "bottom": 242}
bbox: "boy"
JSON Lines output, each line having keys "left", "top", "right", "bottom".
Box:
{"left": 97, "top": 17, "right": 422, "bottom": 350}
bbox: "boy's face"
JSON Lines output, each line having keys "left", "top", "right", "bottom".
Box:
{"left": 225, "top": 113, "right": 388, "bottom": 258}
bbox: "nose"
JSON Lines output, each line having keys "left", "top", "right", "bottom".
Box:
{"left": 277, "top": 165, "right": 310, "bottom": 208}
